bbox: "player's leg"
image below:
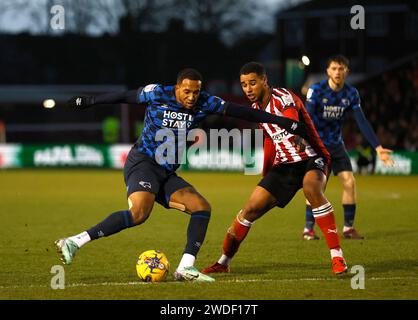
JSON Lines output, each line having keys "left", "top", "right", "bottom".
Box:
{"left": 79, "top": 191, "right": 155, "bottom": 241}
{"left": 155, "top": 175, "right": 214, "bottom": 282}
{"left": 334, "top": 144, "right": 364, "bottom": 239}
{"left": 55, "top": 191, "right": 155, "bottom": 265}
{"left": 303, "top": 150, "right": 333, "bottom": 241}
{"left": 170, "top": 186, "right": 212, "bottom": 271}
{"left": 303, "top": 165, "right": 331, "bottom": 240}
{"left": 215, "top": 186, "right": 277, "bottom": 268}
{"left": 203, "top": 165, "right": 294, "bottom": 274}
{"left": 338, "top": 170, "right": 357, "bottom": 229}
{"left": 303, "top": 199, "right": 320, "bottom": 240}
{"left": 302, "top": 165, "right": 348, "bottom": 274}
{"left": 55, "top": 151, "right": 159, "bottom": 265}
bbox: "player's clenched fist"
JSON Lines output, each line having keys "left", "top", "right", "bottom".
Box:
{"left": 67, "top": 95, "right": 95, "bottom": 109}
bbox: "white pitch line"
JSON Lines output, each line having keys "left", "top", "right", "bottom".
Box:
{"left": 1, "top": 276, "right": 417, "bottom": 289}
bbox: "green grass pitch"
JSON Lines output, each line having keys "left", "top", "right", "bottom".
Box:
{"left": 1, "top": 169, "right": 417, "bottom": 299}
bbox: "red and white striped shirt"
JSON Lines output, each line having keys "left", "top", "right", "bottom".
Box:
{"left": 252, "top": 87, "right": 330, "bottom": 172}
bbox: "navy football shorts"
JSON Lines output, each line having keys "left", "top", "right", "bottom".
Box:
{"left": 258, "top": 155, "right": 328, "bottom": 208}
{"left": 123, "top": 147, "right": 192, "bottom": 208}
{"left": 326, "top": 143, "right": 353, "bottom": 175}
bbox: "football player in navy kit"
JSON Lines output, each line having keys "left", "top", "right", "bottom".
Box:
{"left": 302, "top": 55, "right": 394, "bottom": 241}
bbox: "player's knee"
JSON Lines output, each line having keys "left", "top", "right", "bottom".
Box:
{"left": 193, "top": 196, "right": 211, "bottom": 212}
{"left": 342, "top": 175, "right": 356, "bottom": 190}
{"left": 303, "top": 185, "right": 324, "bottom": 206}
{"left": 241, "top": 205, "right": 263, "bottom": 222}
{"left": 182, "top": 196, "right": 211, "bottom": 213}
{"left": 303, "top": 184, "right": 315, "bottom": 199}
{"left": 129, "top": 206, "right": 151, "bottom": 225}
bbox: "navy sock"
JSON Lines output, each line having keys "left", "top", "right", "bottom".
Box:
{"left": 87, "top": 210, "right": 134, "bottom": 240}
{"left": 305, "top": 205, "right": 315, "bottom": 230}
{"left": 184, "top": 211, "right": 211, "bottom": 257}
{"left": 343, "top": 204, "right": 356, "bottom": 227}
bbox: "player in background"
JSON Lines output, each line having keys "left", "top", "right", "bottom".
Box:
{"left": 302, "top": 55, "right": 394, "bottom": 241}
{"left": 55, "top": 68, "right": 307, "bottom": 282}
{"left": 202, "top": 62, "right": 348, "bottom": 275}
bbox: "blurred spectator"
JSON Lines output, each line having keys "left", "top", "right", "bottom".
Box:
{"left": 355, "top": 134, "right": 376, "bottom": 175}
{"left": 354, "top": 55, "right": 418, "bottom": 151}
{"left": 0, "top": 120, "right": 6, "bottom": 143}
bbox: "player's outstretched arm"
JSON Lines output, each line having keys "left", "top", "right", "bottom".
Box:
{"left": 67, "top": 89, "right": 140, "bottom": 109}
{"left": 353, "top": 108, "right": 394, "bottom": 167}
{"left": 224, "top": 102, "right": 308, "bottom": 139}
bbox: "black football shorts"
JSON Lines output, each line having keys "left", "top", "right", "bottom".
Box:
{"left": 327, "top": 143, "right": 353, "bottom": 175}
{"left": 123, "top": 147, "right": 191, "bottom": 208}
{"left": 258, "top": 156, "right": 328, "bottom": 208}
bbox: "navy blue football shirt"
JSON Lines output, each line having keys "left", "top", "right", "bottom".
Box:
{"left": 306, "top": 79, "right": 361, "bottom": 146}
{"left": 135, "top": 84, "right": 226, "bottom": 171}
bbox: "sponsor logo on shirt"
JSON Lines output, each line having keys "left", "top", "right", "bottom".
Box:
{"left": 270, "top": 130, "right": 289, "bottom": 142}
{"left": 322, "top": 105, "right": 344, "bottom": 119}
{"left": 162, "top": 110, "right": 194, "bottom": 129}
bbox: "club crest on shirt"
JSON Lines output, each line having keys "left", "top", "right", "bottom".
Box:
{"left": 278, "top": 93, "right": 295, "bottom": 107}
{"left": 341, "top": 98, "right": 350, "bottom": 106}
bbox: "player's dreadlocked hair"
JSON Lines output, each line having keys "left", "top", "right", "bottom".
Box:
{"left": 177, "top": 68, "right": 203, "bottom": 84}
{"left": 240, "top": 62, "right": 266, "bottom": 77}
{"left": 327, "top": 55, "right": 350, "bottom": 68}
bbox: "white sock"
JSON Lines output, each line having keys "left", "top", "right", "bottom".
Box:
{"left": 68, "top": 231, "right": 91, "bottom": 248}
{"left": 343, "top": 226, "right": 353, "bottom": 232}
{"left": 330, "top": 248, "right": 344, "bottom": 258}
{"left": 177, "top": 253, "right": 196, "bottom": 271}
{"left": 218, "top": 254, "right": 231, "bottom": 266}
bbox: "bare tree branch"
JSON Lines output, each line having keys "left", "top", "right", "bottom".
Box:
{"left": 0, "top": 0, "right": 278, "bottom": 45}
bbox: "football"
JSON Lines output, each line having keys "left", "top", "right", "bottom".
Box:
{"left": 136, "top": 250, "right": 170, "bottom": 282}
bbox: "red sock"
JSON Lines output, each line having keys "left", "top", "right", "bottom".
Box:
{"left": 312, "top": 202, "right": 341, "bottom": 250}
{"left": 223, "top": 216, "right": 252, "bottom": 258}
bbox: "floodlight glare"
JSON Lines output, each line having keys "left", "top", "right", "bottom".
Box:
{"left": 43, "top": 99, "right": 56, "bottom": 109}
{"left": 301, "top": 55, "right": 310, "bottom": 66}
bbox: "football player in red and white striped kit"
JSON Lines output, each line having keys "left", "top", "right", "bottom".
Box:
{"left": 202, "top": 62, "right": 348, "bottom": 275}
